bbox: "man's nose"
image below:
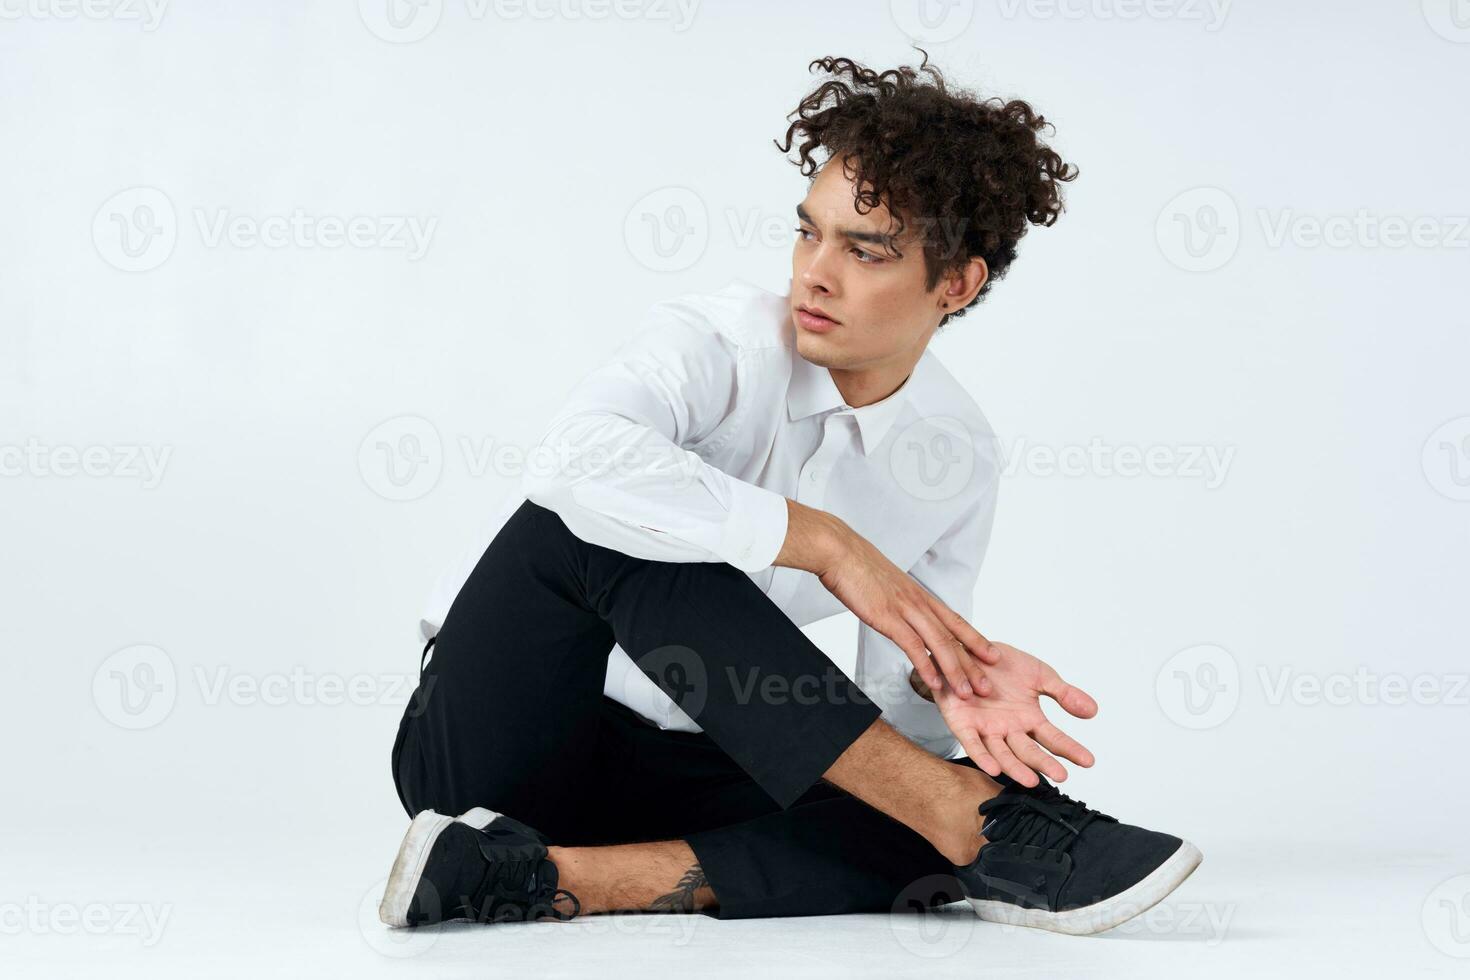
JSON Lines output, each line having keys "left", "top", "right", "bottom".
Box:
{"left": 799, "top": 244, "right": 839, "bottom": 293}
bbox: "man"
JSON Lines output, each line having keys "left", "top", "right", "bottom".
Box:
{"left": 380, "top": 51, "right": 1200, "bottom": 935}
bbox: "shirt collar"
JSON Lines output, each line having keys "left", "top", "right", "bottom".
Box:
{"left": 786, "top": 345, "right": 918, "bottom": 456}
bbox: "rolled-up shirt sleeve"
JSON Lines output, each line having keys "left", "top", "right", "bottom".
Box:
{"left": 521, "top": 302, "right": 789, "bottom": 573}
{"left": 855, "top": 456, "right": 1000, "bottom": 758}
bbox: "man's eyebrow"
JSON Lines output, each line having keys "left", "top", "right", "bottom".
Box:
{"left": 795, "top": 203, "right": 904, "bottom": 255}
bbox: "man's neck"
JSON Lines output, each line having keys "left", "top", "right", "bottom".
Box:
{"left": 827, "top": 347, "right": 925, "bottom": 409}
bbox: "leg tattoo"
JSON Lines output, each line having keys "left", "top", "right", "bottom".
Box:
{"left": 647, "top": 863, "right": 709, "bottom": 912}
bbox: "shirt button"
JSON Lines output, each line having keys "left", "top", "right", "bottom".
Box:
{"left": 809, "top": 470, "right": 820, "bottom": 483}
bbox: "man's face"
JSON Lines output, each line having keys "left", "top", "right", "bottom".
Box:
{"left": 788, "top": 155, "right": 944, "bottom": 373}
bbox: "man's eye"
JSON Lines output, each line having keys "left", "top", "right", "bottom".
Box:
{"left": 794, "top": 226, "right": 815, "bottom": 241}
{"left": 852, "top": 248, "right": 883, "bottom": 264}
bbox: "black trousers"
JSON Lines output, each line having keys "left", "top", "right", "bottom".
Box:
{"left": 391, "top": 499, "right": 971, "bottom": 919}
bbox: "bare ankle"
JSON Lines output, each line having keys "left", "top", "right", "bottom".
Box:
{"left": 930, "top": 768, "right": 1001, "bottom": 866}
{"left": 548, "top": 842, "right": 716, "bottom": 915}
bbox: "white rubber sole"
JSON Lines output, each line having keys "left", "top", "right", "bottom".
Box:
{"left": 379, "top": 807, "right": 500, "bottom": 928}
{"left": 967, "top": 839, "right": 1203, "bottom": 936}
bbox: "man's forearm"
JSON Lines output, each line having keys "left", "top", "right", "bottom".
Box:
{"left": 773, "top": 497, "right": 850, "bottom": 575}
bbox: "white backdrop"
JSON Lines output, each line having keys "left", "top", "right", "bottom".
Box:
{"left": 2, "top": 1, "right": 1468, "bottom": 976}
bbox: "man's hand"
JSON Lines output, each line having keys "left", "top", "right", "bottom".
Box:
{"left": 916, "top": 640, "right": 1098, "bottom": 786}
{"left": 775, "top": 500, "right": 999, "bottom": 699}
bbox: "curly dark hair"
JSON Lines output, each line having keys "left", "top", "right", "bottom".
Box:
{"left": 774, "top": 49, "right": 1078, "bottom": 322}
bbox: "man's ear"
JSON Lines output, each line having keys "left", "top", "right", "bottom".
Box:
{"left": 938, "top": 257, "right": 989, "bottom": 312}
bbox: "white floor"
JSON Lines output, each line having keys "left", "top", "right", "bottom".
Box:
{"left": 6, "top": 829, "right": 1468, "bottom": 978}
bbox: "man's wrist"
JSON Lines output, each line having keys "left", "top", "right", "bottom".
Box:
{"left": 775, "top": 498, "right": 851, "bottom": 574}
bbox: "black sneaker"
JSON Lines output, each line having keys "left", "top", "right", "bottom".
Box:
{"left": 378, "top": 807, "right": 580, "bottom": 927}
{"left": 953, "top": 775, "right": 1202, "bottom": 936}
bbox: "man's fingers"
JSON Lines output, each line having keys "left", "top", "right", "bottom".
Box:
{"left": 1041, "top": 672, "right": 1099, "bottom": 719}
{"left": 929, "top": 600, "right": 998, "bottom": 665}
{"left": 906, "top": 608, "right": 977, "bottom": 698}
{"left": 982, "top": 733, "right": 1037, "bottom": 788}
{"left": 888, "top": 621, "right": 943, "bottom": 693}
{"left": 1033, "top": 721, "right": 1095, "bottom": 768}
{"left": 958, "top": 729, "right": 1001, "bottom": 778}
{"left": 1005, "top": 731, "right": 1067, "bottom": 783}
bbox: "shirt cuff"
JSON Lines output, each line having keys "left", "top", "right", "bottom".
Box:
{"left": 716, "top": 479, "right": 789, "bottom": 572}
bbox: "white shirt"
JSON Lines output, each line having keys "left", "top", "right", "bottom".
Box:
{"left": 418, "top": 279, "right": 1001, "bottom": 759}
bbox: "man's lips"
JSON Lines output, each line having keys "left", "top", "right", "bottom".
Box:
{"left": 795, "top": 305, "right": 840, "bottom": 332}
